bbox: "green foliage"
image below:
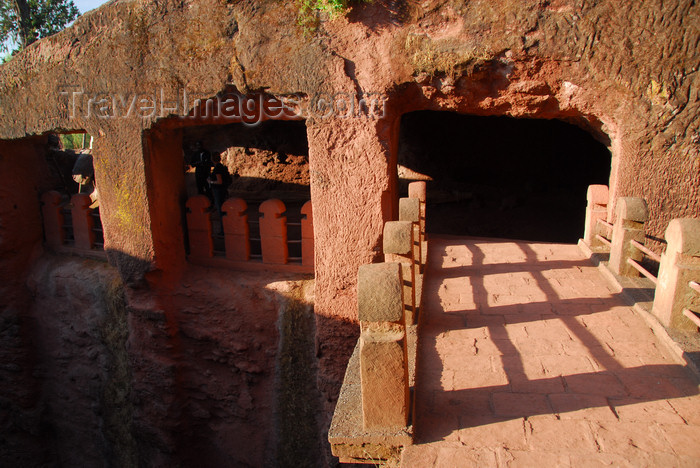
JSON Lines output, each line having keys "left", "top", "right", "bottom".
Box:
{"left": 59, "top": 132, "right": 90, "bottom": 150}
{"left": 296, "top": 0, "right": 369, "bottom": 34}
{"left": 299, "top": 0, "right": 348, "bottom": 17}
{"left": 0, "top": 0, "right": 80, "bottom": 53}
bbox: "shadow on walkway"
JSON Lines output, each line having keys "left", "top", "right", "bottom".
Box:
{"left": 413, "top": 236, "right": 699, "bottom": 446}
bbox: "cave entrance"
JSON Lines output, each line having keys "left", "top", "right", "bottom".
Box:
{"left": 397, "top": 111, "right": 611, "bottom": 243}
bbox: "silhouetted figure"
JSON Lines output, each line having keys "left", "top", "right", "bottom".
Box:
{"left": 208, "top": 152, "right": 227, "bottom": 234}
{"left": 191, "top": 141, "right": 212, "bottom": 199}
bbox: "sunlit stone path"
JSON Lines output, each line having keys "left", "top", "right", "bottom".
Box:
{"left": 402, "top": 236, "right": 700, "bottom": 467}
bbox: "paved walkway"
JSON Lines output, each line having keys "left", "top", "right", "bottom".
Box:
{"left": 402, "top": 236, "right": 700, "bottom": 467}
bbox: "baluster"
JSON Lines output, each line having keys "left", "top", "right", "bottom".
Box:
{"left": 609, "top": 197, "right": 648, "bottom": 276}
{"left": 71, "top": 194, "right": 95, "bottom": 250}
{"left": 222, "top": 198, "right": 250, "bottom": 261}
{"left": 186, "top": 195, "right": 213, "bottom": 259}
{"left": 357, "top": 262, "right": 409, "bottom": 430}
{"left": 41, "top": 191, "right": 65, "bottom": 248}
{"left": 259, "top": 199, "right": 288, "bottom": 264}
{"left": 583, "top": 184, "right": 609, "bottom": 249}
{"left": 301, "top": 200, "right": 314, "bottom": 267}
{"left": 384, "top": 220, "right": 416, "bottom": 325}
{"left": 408, "top": 181, "right": 427, "bottom": 270}
{"left": 652, "top": 218, "right": 700, "bottom": 331}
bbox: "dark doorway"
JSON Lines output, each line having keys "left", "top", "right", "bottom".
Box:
{"left": 397, "top": 111, "right": 611, "bottom": 243}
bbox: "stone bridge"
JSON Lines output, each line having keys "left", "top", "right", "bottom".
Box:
{"left": 330, "top": 185, "right": 700, "bottom": 465}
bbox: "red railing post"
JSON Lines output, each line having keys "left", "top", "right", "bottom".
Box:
{"left": 357, "top": 262, "right": 409, "bottom": 430}
{"left": 222, "top": 198, "right": 250, "bottom": 261}
{"left": 259, "top": 199, "right": 288, "bottom": 264}
{"left": 71, "top": 193, "right": 95, "bottom": 250}
{"left": 301, "top": 200, "right": 314, "bottom": 268}
{"left": 584, "top": 184, "right": 609, "bottom": 250}
{"left": 41, "top": 191, "right": 65, "bottom": 248}
{"left": 384, "top": 220, "right": 416, "bottom": 325}
{"left": 408, "top": 181, "right": 427, "bottom": 270}
{"left": 609, "top": 197, "right": 648, "bottom": 276}
{"left": 186, "top": 195, "right": 213, "bottom": 259}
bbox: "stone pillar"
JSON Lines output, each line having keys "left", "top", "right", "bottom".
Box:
{"left": 186, "top": 195, "right": 213, "bottom": 259}
{"left": 399, "top": 196, "right": 421, "bottom": 273}
{"left": 652, "top": 218, "right": 700, "bottom": 331}
{"left": 357, "top": 262, "right": 409, "bottom": 430}
{"left": 609, "top": 197, "right": 648, "bottom": 276}
{"left": 222, "top": 198, "right": 249, "bottom": 261}
{"left": 41, "top": 191, "right": 65, "bottom": 249}
{"left": 384, "top": 220, "right": 416, "bottom": 325}
{"left": 408, "top": 181, "right": 427, "bottom": 270}
{"left": 306, "top": 117, "right": 394, "bottom": 438}
{"left": 399, "top": 196, "right": 423, "bottom": 319}
{"left": 71, "top": 194, "right": 95, "bottom": 250}
{"left": 583, "top": 184, "right": 609, "bottom": 249}
{"left": 91, "top": 125, "right": 158, "bottom": 283}
{"left": 259, "top": 199, "right": 288, "bottom": 265}
{"left": 301, "top": 200, "right": 314, "bottom": 268}
{"left": 141, "top": 126, "right": 187, "bottom": 273}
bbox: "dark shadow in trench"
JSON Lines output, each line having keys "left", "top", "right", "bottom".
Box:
{"left": 114, "top": 251, "right": 337, "bottom": 468}
{"left": 21, "top": 245, "right": 347, "bottom": 468}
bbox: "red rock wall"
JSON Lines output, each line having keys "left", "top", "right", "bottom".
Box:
{"left": 0, "top": 136, "right": 48, "bottom": 465}
{"left": 126, "top": 268, "right": 307, "bottom": 467}
{"left": 143, "top": 126, "right": 188, "bottom": 274}
{"left": 4, "top": 251, "right": 319, "bottom": 466}
{"left": 24, "top": 256, "right": 136, "bottom": 466}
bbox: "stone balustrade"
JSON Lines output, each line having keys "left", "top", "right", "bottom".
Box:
{"left": 652, "top": 218, "right": 700, "bottom": 332}
{"left": 329, "top": 181, "right": 428, "bottom": 464}
{"left": 579, "top": 190, "right": 700, "bottom": 333}
{"left": 185, "top": 195, "right": 313, "bottom": 273}
{"left": 609, "top": 196, "right": 649, "bottom": 276}
{"left": 40, "top": 190, "right": 105, "bottom": 258}
{"left": 357, "top": 262, "right": 409, "bottom": 430}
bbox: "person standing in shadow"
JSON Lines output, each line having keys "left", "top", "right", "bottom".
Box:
{"left": 208, "top": 152, "right": 228, "bottom": 235}
{"left": 191, "top": 141, "right": 212, "bottom": 200}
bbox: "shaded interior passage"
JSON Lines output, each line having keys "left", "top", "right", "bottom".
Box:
{"left": 398, "top": 111, "right": 611, "bottom": 243}
{"left": 181, "top": 121, "right": 310, "bottom": 259}
{"left": 183, "top": 120, "right": 310, "bottom": 201}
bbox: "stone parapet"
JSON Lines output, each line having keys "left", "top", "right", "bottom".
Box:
{"left": 186, "top": 195, "right": 313, "bottom": 273}
{"left": 652, "top": 218, "right": 700, "bottom": 331}
{"left": 609, "top": 197, "right": 649, "bottom": 276}
{"left": 329, "top": 187, "right": 430, "bottom": 463}
{"left": 39, "top": 190, "right": 105, "bottom": 259}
